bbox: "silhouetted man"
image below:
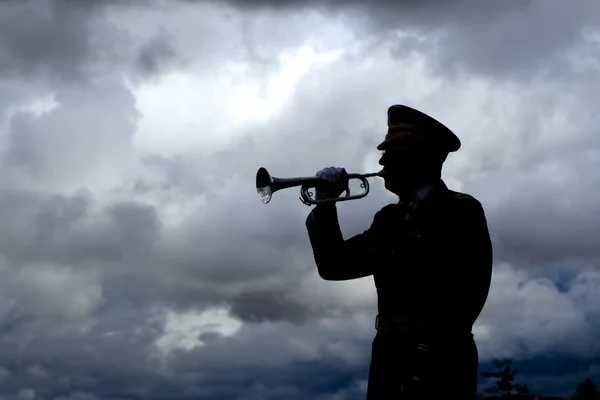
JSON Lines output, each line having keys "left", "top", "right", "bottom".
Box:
{"left": 305, "top": 105, "right": 493, "bottom": 399}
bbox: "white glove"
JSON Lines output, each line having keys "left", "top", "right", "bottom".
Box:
{"left": 315, "top": 166, "right": 348, "bottom": 201}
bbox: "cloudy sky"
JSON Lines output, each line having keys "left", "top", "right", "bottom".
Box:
{"left": 0, "top": 0, "right": 599, "bottom": 398}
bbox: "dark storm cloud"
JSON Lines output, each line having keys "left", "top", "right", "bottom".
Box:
{"left": 456, "top": 67, "right": 600, "bottom": 268}
{"left": 0, "top": 0, "right": 181, "bottom": 84}
{"left": 365, "top": 1, "right": 599, "bottom": 79}
{"left": 487, "top": 165, "right": 600, "bottom": 268}
{"left": 0, "top": 306, "right": 168, "bottom": 400}
{"left": 0, "top": 289, "right": 372, "bottom": 399}
{"left": 0, "top": 1, "right": 94, "bottom": 81}
{"left": 230, "top": 290, "right": 310, "bottom": 322}
{"left": 0, "top": 189, "right": 92, "bottom": 265}
{"left": 224, "top": 0, "right": 600, "bottom": 80}
{"left": 136, "top": 32, "right": 178, "bottom": 78}
{"left": 0, "top": 0, "right": 599, "bottom": 398}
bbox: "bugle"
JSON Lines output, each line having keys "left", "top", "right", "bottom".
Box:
{"left": 256, "top": 167, "right": 383, "bottom": 205}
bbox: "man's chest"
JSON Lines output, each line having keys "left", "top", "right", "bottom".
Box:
{"left": 369, "top": 201, "right": 459, "bottom": 274}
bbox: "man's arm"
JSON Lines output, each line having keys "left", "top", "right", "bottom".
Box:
{"left": 305, "top": 203, "right": 385, "bottom": 281}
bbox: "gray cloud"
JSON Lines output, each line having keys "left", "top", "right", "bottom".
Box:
{"left": 0, "top": 1, "right": 94, "bottom": 81}
{"left": 229, "top": 290, "right": 310, "bottom": 323}
{"left": 136, "top": 32, "right": 178, "bottom": 78}
{"left": 224, "top": 0, "right": 600, "bottom": 80}
{"left": 3, "top": 79, "right": 137, "bottom": 192}
{"left": 0, "top": 0, "right": 598, "bottom": 398}
{"left": 0, "top": 0, "right": 184, "bottom": 86}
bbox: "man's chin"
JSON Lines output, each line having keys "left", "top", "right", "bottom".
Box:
{"left": 384, "top": 178, "right": 400, "bottom": 195}
{"left": 384, "top": 177, "right": 413, "bottom": 196}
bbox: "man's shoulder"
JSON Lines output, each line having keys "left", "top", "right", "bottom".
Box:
{"left": 370, "top": 202, "right": 408, "bottom": 226}
{"left": 442, "top": 189, "right": 485, "bottom": 218}
{"left": 446, "top": 189, "right": 481, "bottom": 204}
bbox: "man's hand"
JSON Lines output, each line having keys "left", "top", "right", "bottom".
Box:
{"left": 315, "top": 166, "right": 349, "bottom": 201}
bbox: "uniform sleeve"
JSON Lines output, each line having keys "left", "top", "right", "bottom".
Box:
{"left": 305, "top": 203, "right": 385, "bottom": 281}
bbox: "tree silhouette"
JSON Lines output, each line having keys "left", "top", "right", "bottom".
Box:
{"left": 477, "top": 360, "right": 599, "bottom": 400}
{"left": 481, "top": 358, "right": 530, "bottom": 399}
{"left": 573, "top": 378, "right": 600, "bottom": 400}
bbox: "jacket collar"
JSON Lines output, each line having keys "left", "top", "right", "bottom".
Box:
{"left": 397, "top": 179, "right": 448, "bottom": 207}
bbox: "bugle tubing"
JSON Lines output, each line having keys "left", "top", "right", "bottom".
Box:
{"left": 256, "top": 167, "right": 382, "bottom": 205}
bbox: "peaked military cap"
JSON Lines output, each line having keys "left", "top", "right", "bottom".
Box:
{"left": 377, "top": 104, "right": 461, "bottom": 152}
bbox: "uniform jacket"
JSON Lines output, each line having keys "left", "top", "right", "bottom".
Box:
{"left": 305, "top": 179, "right": 492, "bottom": 399}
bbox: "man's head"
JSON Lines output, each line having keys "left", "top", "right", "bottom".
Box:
{"left": 376, "top": 105, "right": 460, "bottom": 197}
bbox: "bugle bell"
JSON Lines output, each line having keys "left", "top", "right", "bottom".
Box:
{"left": 256, "top": 167, "right": 382, "bottom": 205}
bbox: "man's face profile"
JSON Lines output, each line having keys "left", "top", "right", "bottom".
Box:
{"left": 378, "top": 143, "right": 441, "bottom": 195}
{"left": 379, "top": 145, "right": 417, "bottom": 193}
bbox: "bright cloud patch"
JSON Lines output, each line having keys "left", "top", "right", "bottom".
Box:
{"left": 132, "top": 45, "right": 342, "bottom": 156}
{"left": 155, "top": 307, "right": 242, "bottom": 355}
